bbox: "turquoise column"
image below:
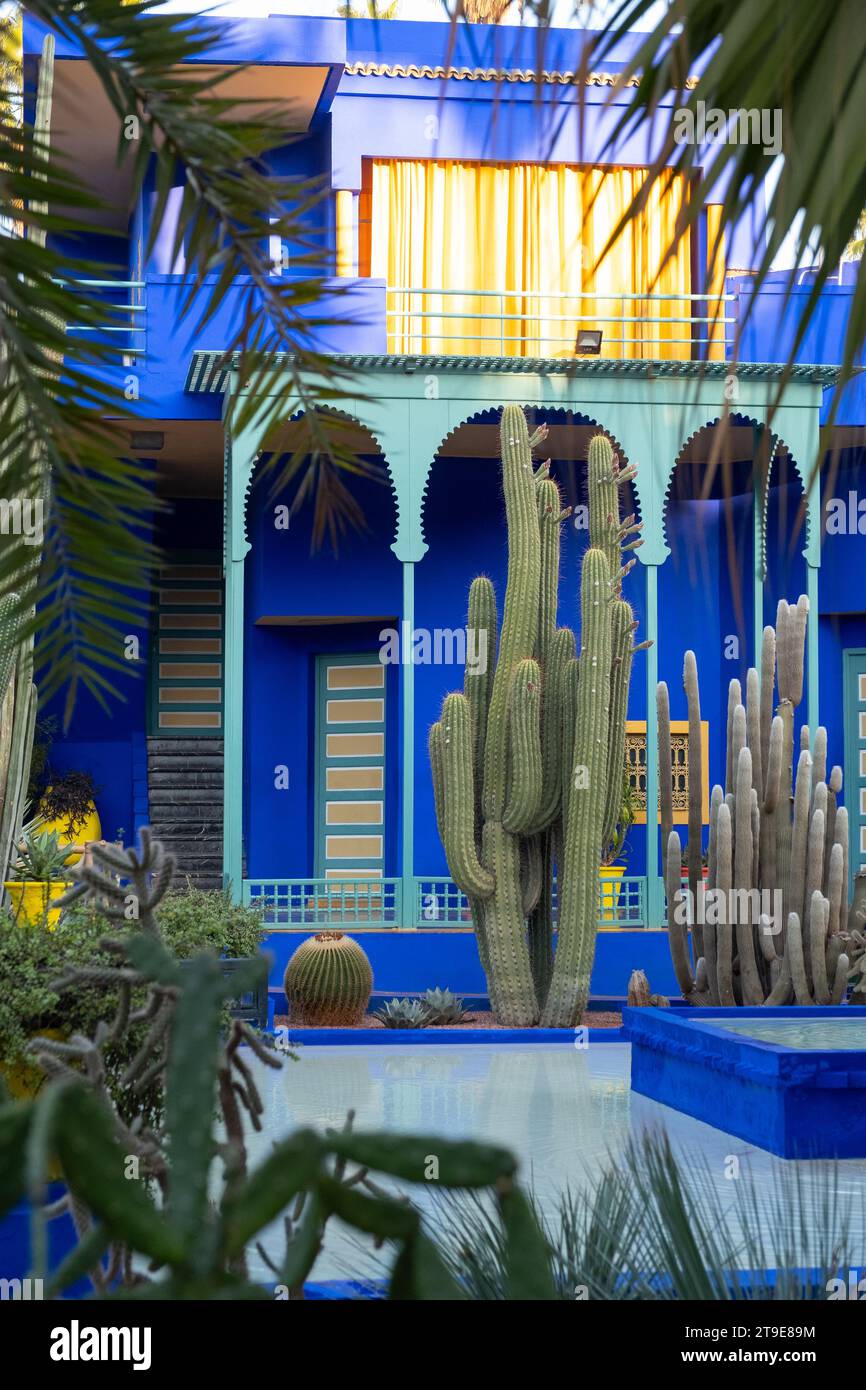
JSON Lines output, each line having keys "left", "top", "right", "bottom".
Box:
{"left": 371, "top": 397, "right": 448, "bottom": 930}
{"left": 807, "top": 559, "right": 820, "bottom": 730}
{"left": 752, "top": 426, "right": 768, "bottom": 668}
{"left": 400, "top": 560, "right": 416, "bottom": 927}
{"left": 806, "top": 479, "right": 821, "bottom": 732}
{"left": 221, "top": 397, "right": 259, "bottom": 902}
{"left": 773, "top": 405, "right": 821, "bottom": 732}
{"left": 644, "top": 563, "right": 664, "bottom": 927}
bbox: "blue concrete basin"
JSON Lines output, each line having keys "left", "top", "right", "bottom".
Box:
{"left": 625, "top": 1005, "right": 866, "bottom": 1159}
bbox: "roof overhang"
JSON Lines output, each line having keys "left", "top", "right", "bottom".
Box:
{"left": 23, "top": 15, "right": 346, "bottom": 230}
{"left": 185, "top": 351, "right": 843, "bottom": 397}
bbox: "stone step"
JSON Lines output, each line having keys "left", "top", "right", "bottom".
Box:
{"left": 162, "top": 852, "right": 223, "bottom": 869}
{"left": 148, "top": 819, "right": 222, "bottom": 837}
{"left": 148, "top": 771, "right": 223, "bottom": 789}
{"left": 148, "top": 755, "right": 224, "bottom": 774}
{"left": 147, "top": 738, "right": 224, "bottom": 757}
{"left": 148, "top": 823, "right": 225, "bottom": 840}
{"left": 145, "top": 735, "right": 225, "bottom": 888}
{"left": 147, "top": 790, "right": 223, "bottom": 808}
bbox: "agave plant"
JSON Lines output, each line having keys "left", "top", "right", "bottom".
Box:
{"left": 10, "top": 825, "right": 73, "bottom": 882}
{"left": 351, "top": 1129, "right": 862, "bottom": 1301}
{"left": 422, "top": 988, "right": 469, "bottom": 1025}
{"left": 374, "top": 998, "right": 433, "bottom": 1029}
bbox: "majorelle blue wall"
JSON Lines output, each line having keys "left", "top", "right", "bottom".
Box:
{"left": 815, "top": 450, "right": 866, "bottom": 782}
{"left": 244, "top": 456, "right": 402, "bottom": 879}
{"left": 415, "top": 430, "right": 649, "bottom": 880}
{"left": 240, "top": 413, "right": 783, "bottom": 884}
{"left": 36, "top": 495, "right": 222, "bottom": 843}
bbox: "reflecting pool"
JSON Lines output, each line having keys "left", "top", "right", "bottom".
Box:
{"left": 243, "top": 1043, "right": 866, "bottom": 1284}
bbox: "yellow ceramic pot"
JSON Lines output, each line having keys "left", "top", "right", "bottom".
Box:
{"left": 599, "top": 863, "right": 625, "bottom": 924}
{"left": 1, "top": 1029, "right": 66, "bottom": 1100}
{"left": 35, "top": 794, "right": 101, "bottom": 867}
{"left": 4, "top": 879, "right": 72, "bottom": 929}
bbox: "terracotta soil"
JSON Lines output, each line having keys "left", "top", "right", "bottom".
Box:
{"left": 273, "top": 1009, "right": 622, "bottom": 1031}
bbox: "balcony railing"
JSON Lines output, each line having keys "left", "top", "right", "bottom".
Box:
{"left": 243, "top": 874, "right": 648, "bottom": 929}
{"left": 385, "top": 286, "right": 735, "bottom": 361}
{"left": 61, "top": 278, "right": 146, "bottom": 357}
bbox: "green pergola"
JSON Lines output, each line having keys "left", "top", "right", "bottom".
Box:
{"left": 186, "top": 352, "right": 836, "bottom": 923}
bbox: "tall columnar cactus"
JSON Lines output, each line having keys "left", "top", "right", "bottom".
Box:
{"left": 659, "top": 596, "right": 851, "bottom": 1006}
{"left": 0, "top": 37, "right": 55, "bottom": 895}
{"left": 430, "top": 408, "right": 645, "bottom": 1026}
{"left": 283, "top": 932, "right": 374, "bottom": 1026}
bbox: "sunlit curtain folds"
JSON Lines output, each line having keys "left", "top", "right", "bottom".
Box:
{"left": 366, "top": 159, "right": 725, "bottom": 361}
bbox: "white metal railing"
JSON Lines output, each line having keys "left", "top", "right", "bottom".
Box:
{"left": 385, "top": 286, "right": 734, "bottom": 360}
{"left": 57, "top": 278, "right": 146, "bottom": 354}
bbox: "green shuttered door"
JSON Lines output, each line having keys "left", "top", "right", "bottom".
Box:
{"left": 315, "top": 654, "right": 386, "bottom": 879}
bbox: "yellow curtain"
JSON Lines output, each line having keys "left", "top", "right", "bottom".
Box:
{"left": 369, "top": 159, "right": 721, "bottom": 361}
{"left": 705, "top": 203, "right": 727, "bottom": 361}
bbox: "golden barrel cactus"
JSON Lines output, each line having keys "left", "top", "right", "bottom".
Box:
{"left": 283, "top": 931, "right": 373, "bottom": 1026}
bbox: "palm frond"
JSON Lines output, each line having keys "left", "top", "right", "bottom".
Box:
{"left": 589, "top": 0, "right": 866, "bottom": 421}
{"left": 0, "top": 0, "right": 372, "bottom": 713}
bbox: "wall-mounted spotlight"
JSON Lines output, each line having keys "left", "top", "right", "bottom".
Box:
{"left": 575, "top": 329, "right": 603, "bottom": 355}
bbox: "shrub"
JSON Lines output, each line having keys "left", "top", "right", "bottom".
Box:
{"left": 0, "top": 887, "right": 266, "bottom": 1125}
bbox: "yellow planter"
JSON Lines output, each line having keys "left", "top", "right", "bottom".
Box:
{"left": 599, "top": 864, "right": 626, "bottom": 924}
{"left": 4, "top": 879, "right": 72, "bottom": 929}
{"left": 35, "top": 796, "right": 101, "bottom": 866}
{"left": 1, "top": 1031, "right": 67, "bottom": 1177}
{"left": 1, "top": 1029, "right": 66, "bottom": 1101}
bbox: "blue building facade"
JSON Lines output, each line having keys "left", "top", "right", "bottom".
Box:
{"left": 26, "top": 13, "right": 866, "bottom": 998}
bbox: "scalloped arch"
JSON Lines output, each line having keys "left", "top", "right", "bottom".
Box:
{"left": 420, "top": 402, "right": 640, "bottom": 552}
{"left": 660, "top": 413, "right": 805, "bottom": 561}
{"left": 241, "top": 404, "right": 399, "bottom": 549}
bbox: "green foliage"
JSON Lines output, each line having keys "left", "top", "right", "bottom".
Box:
{"left": 0, "top": 884, "right": 266, "bottom": 1125}
{"left": 0, "top": 832, "right": 541, "bottom": 1300}
{"left": 602, "top": 771, "right": 640, "bottom": 867}
{"left": 35, "top": 770, "right": 99, "bottom": 835}
{"left": 374, "top": 997, "right": 432, "bottom": 1029}
{"left": 154, "top": 886, "right": 266, "bottom": 962}
{"left": 3, "top": 3, "right": 372, "bottom": 718}
{"left": 422, "top": 987, "right": 468, "bottom": 1024}
{"left": 356, "top": 1129, "right": 859, "bottom": 1301}
{"left": 590, "top": 0, "right": 866, "bottom": 428}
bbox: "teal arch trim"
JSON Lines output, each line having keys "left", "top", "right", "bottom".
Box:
{"left": 215, "top": 358, "right": 829, "bottom": 900}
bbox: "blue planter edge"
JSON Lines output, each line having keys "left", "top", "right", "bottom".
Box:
{"left": 270, "top": 1025, "right": 625, "bottom": 1045}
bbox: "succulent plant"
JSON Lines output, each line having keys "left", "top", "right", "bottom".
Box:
{"left": 626, "top": 969, "right": 670, "bottom": 1008}
{"left": 422, "top": 987, "right": 468, "bottom": 1024}
{"left": 430, "top": 407, "right": 646, "bottom": 1028}
{"left": 374, "top": 997, "right": 433, "bottom": 1029}
{"left": 659, "top": 599, "right": 851, "bottom": 1006}
{"left": 283, "top": 932, "right": 373, "bottom": 1027}
{"left": 10, "top": 825, "right": 73, "bottom": 883}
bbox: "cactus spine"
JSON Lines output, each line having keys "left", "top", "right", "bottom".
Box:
{"left": 283, "top": 932, "right": 373, "bottom": 1026}
{"left": 431, "top": 408, "right": 645, "bottom": 1026}
{"left": 658, "top": 595, "right": 851, "bottom": 1006}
